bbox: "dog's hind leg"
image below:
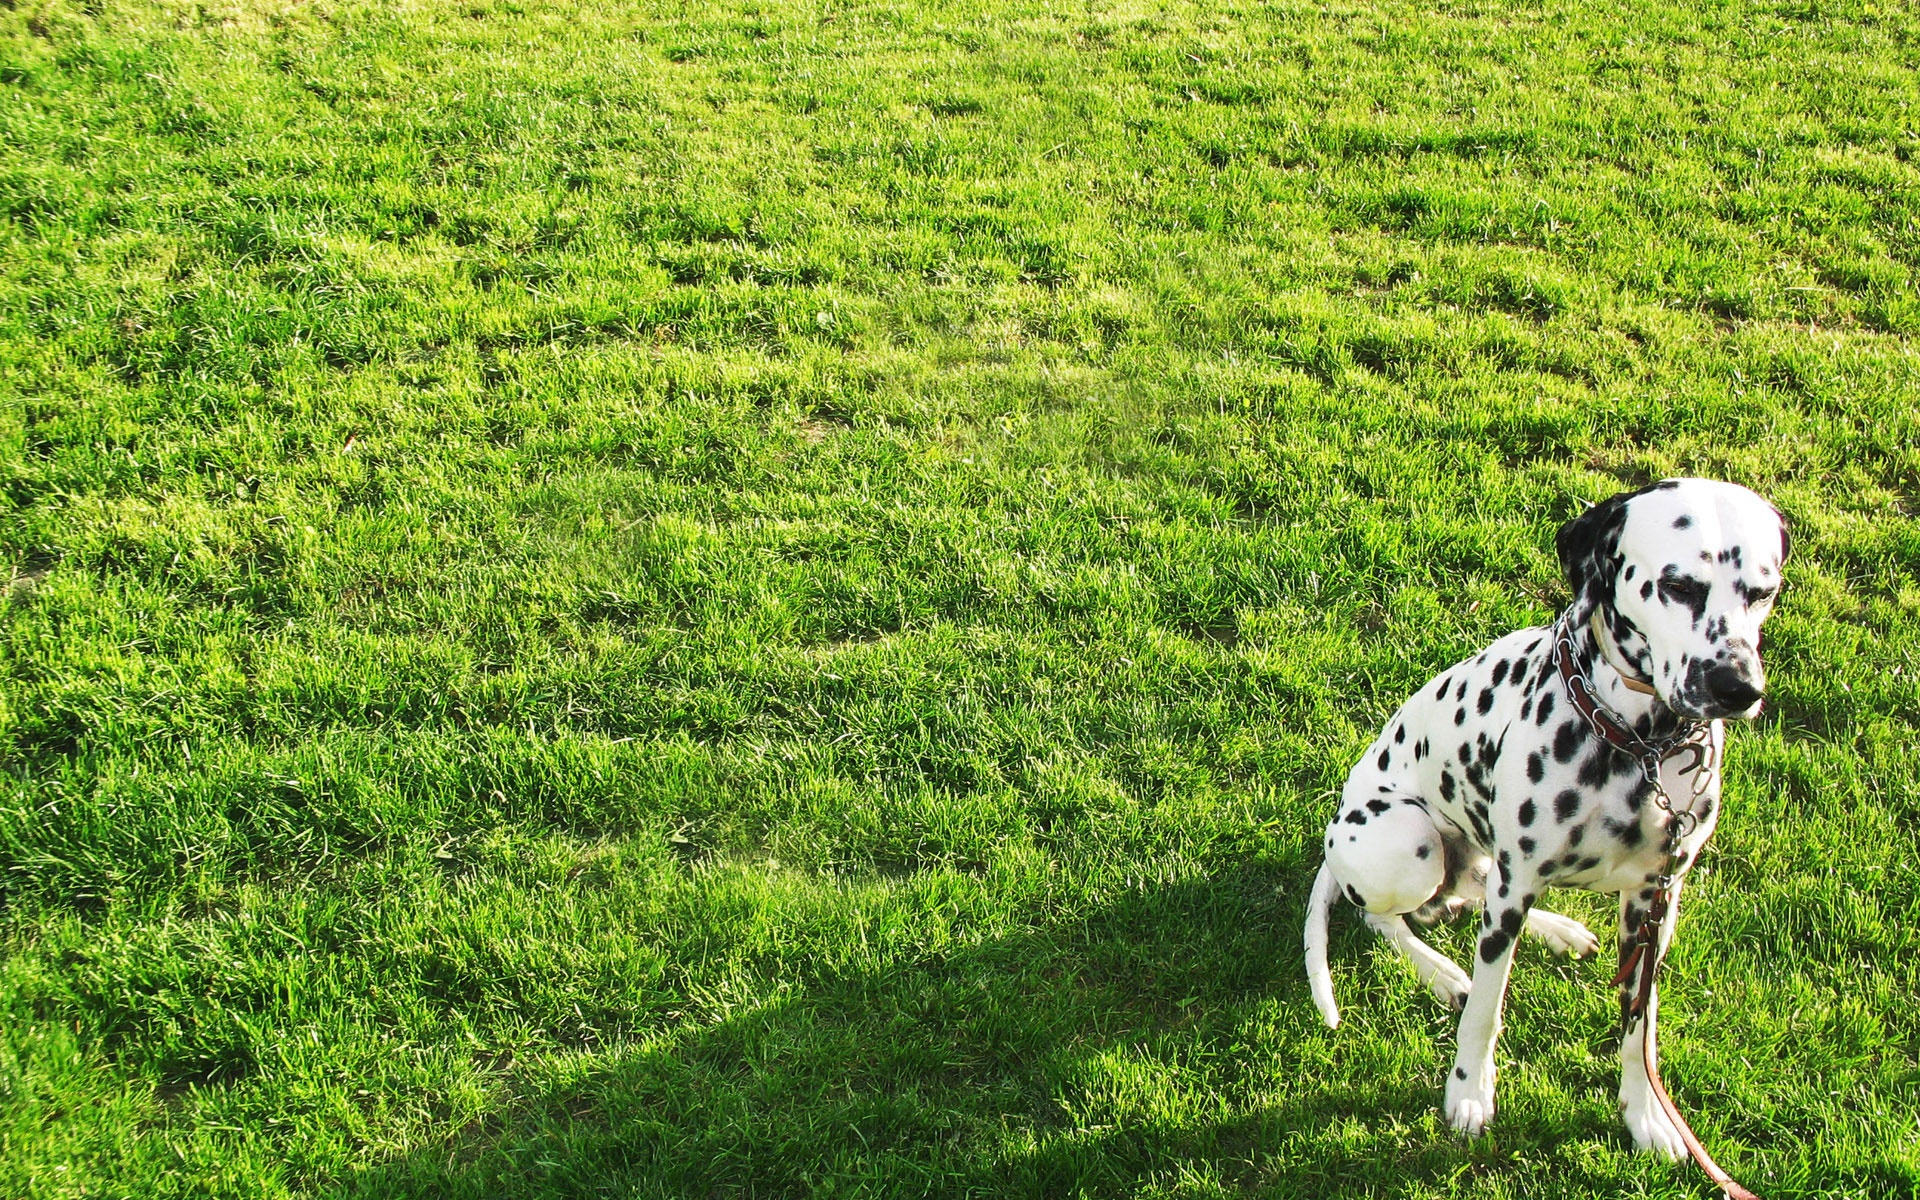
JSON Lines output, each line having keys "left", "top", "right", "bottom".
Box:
{"left": 1364, "top": 912, "right": 1471, "bottom": 1010}
{"left": 1323, "top": 794, "right": 1471, "bottom": 1010}
{"left": 1324, "top": 794, "right": 1448, "bottom": 916}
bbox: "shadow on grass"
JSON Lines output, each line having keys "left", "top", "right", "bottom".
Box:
{"left": 334, "top": 856, "right": 1641, "bottom": 1199}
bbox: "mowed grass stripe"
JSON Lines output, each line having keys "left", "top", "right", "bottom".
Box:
{"left": 1, "top": 0, "right": 1917, "bottom": 1196}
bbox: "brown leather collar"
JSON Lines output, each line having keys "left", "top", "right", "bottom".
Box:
{"left": 1554, "top": 626, "right": 1654, "bottom": 758}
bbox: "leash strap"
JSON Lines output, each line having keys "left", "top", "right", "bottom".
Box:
{"left": 1624, "top": 893, "right": 1761, "bottom": 1200}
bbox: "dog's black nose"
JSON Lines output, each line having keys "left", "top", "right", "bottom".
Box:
{"left": 1705, "top": 664, "right": 1763, "bottom": 712}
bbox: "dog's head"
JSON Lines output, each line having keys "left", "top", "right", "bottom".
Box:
{"left": 1556, "top": 479, "right": 1788, "bottom": 720}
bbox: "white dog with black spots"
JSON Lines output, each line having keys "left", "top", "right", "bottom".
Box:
{"left": 1303, "top": 478, "right": 1788, "bottom": 1156}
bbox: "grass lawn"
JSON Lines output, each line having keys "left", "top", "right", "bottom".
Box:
{"left": 3, "top": 0, "right": 1919, "bottom": 1194}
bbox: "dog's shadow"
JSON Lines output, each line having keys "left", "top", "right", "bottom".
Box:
{"left": 333, "top": 854, "right": 1658, "bottom": 1199}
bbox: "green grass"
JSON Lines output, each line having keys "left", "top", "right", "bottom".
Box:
{"left": 2, "top": 0, "right": 1918, "bottom": 1194}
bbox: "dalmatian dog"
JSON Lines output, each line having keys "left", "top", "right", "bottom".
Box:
{"left": 1303, "top": 478, "right": 1788, "bottom": 1156}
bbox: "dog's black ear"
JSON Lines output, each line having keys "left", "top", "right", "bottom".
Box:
{"left": 1555, "top": 492, "right": 1632, "bottom": 608}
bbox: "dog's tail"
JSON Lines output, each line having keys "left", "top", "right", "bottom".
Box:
{"left": 1304, "top": 859, "right": 1341, "bottom": 1029}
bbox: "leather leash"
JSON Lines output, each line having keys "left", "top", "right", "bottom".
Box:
{"left": 1554, "top": 614, "right": 1760, "bottom": 1200}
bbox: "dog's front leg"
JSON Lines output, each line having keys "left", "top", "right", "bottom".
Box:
{"left": 1445, "top": 859, "right": 1535, "bottom": 1135}
{"left": 1617, "top": 882, "right": 1689, "bottom": 1159}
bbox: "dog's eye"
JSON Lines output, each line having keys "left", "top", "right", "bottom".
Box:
{"left": 1659, "top": 577, "right": 1709, "bottom": 607}
{"left": 1744, "top": 586, "right": 1777, "bottom": 606}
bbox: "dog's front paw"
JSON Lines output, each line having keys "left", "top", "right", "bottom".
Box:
{"left": 1445, "top": 1075, "right": 1495, "bottom": 1136}
{"left": 1525, "top": 910, "right": 1601, "bottom": 958}
{"left": 1622, "top": 1098, "right": 1686, "bottom": 1161}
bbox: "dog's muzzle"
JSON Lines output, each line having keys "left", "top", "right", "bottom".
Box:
{"left": 1704, "top": 663, "right": 1763, "bottom": 713}
{"left": 1686, "top": 643, "right": 1766, "bottom": 719}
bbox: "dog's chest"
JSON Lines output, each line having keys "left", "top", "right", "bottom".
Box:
{"left": 1368, "top": 627, "right": 1721, "bottom": 891}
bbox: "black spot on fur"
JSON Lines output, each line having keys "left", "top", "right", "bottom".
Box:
{"left": 1366, "top": 798, "right": 1390, "bottom": 814}
{"left": 1477, "top": 687, "right": 1495, "bottom": 715}
{"left": 1535, "top": 691, "right": 1556, "bottom": 726}
{"left": 1455, "top": 707, "right": 1466, "bottom": 725}
{"left": 1416, "top": 843, "right": 1431, "bottom": 859}
{"left": 1345, "top": 810, "right": 1368, "bottom": 825}
{"left": 1395, "top": 725, "right": 1406, "bottom": 744}
{"left": 1520, "top": 698, "right": 1533, "bottom": 720}
{"left": 1518, "top": 836, "right": 1535, "bottom": 854}
{"left": 1456, "top": 680, "right": 1468, "bottom": 701}
{"left": 1500, "top": 909, "right": 1524, "bottom": 936}
{"left": 1478, "top": 735, "right": 1502, "bottom": 768}
{"left": 1439, "top": 773, "right": 1456, "bottom": 801}
{"left": 1377, "top": 750, "right": 1391, "bottom": 771}
{"left": 1673, "top": 515, "right": 1692, "bottom": 529}
{"left": 1627, "top": 779, "right": 1651, "bottom": 813}
{"left": 1518, "top": 798, "right": 1537, "bottom": 825}
{"left": 1552, "top": 720, "right": 1586, "bottom": 763}
{"left": 1479, "top": 930, "right": 1512, "bottom": 962}
{"left": 1577, "top": 748, "right": 1618, "bottom": 789}
{"left": 1455, "top": 1067, "right": 1468, "bottom": 1080}
{"left": 1641, "top": 580, "right": 1654, "bottom": 600}
{"left": 1435, "top": 677, "right": 1451, "bottom": 700}
{"left": 1491, "top": 660, "right": 1510, "bottom": 686}
{"left": 1604, "top": 816, "right": 1643, "bottom": 848}
{"left": 1526, "top": 754, "right": 1544, "bottom": 785}
{"left": 1554, "top": 789, "right": 1582, "bottom": 822}
{"left": 1569, "top": 823, "right": 1586, "bottom": 847}
{"left": 1459, "top": 743, "right": 1472, "bottom": 765}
